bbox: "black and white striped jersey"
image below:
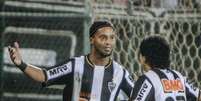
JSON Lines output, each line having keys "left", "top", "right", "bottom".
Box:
{"left": 130, "top": 68, "right": 200, "bottom": 101}
{"left": 42, "top": 55, "right": 134, "bottom": 101}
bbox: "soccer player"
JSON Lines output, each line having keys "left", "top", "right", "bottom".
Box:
{"left": 129, "top": 36, "right": 201, "bottom": 101}
{"left": 8, "top": 20, "right": 134, "bottom": 101}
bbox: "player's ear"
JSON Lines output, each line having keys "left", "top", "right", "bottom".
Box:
{"left": 139, "top": 54, "right": 146, "bottom": 64}
{"left": 90, "top": 37, "right": 94, "bottom": 45}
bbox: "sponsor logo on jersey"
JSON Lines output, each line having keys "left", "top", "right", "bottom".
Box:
{"left": 136, "top": 80, "right": 152, "bottom": 100}
{"left": 47, "top": 62, "right": 72, "bottom": 79}
{"left": 161, "top": 79, "right": 184, "bottom": 92}
{"left": 49, "top": 65, "right": 71, "bottom": 76}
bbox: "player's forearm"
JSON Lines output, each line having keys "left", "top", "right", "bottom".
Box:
{"left": 23, "top": 64, "right": 46, "bottom": 82}
{"left": 8, "top": 43, "right": 46, "bottom": 82}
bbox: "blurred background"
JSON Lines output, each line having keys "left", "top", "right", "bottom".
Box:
{"left": 0, "top": 0, "right": 201, "bottom": 101}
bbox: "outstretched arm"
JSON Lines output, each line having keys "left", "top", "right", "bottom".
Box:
{"left": 8, "top": 42, "right": 45, "bottom": 82}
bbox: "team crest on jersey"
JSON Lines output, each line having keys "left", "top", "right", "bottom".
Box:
{"left": 108, "top": 81, "right": 116, "bottom": 93}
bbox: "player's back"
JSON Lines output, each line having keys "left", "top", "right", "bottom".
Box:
{"left": 130, "top": 68, "right": 187, "bottom": 101}
{"left": 144, "top": 69, "right": 186, "bottom": 101}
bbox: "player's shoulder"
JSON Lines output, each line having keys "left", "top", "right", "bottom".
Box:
{"left": 171, "top": 69, "right": 183, "bottom": 75}
{"left": 71, "top": 55, "right": 85, "bottom": 59}
{"left": 69, "top": 55, "right": 85, "bottom": 61}
{"left": 131, "top": 72, "right": 151, "bottom": 86}
{"left": 170, "top": 69, "right": 185, "bottom": 79}
{"left": 138, "top": 74, "right": 151, "bottom": 82}
{"left": 112, "top": 60, "right": 127, "bottom": 70}
{"left": 130, "top": 74, "right": 154, "bottom": 101}
{"left": 143, "top": 70, "right": 163, "bottom": 84}
{"left": 57, "top": 55, "right": 85, "bottom": 66}
{"left": 112, "top": 60, "right": 131, "bottom": 77}
{"left": 133, "top": 74, "right": 153, "bottom": 91}
{"left": 144, "top": 70, "right": 157, "bottom": 77}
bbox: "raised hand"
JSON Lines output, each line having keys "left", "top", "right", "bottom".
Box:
{"left": 8, "top": 42, "right": 22, "bottom": 66}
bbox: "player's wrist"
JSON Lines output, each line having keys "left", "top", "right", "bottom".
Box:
{"left": 16, "top": 61, "right": 28, "bottom": 71}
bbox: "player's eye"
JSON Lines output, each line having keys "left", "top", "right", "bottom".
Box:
{"left": 110, "top": 35, "right": 116, "bottom": 40}
{"left": 99, "top": 35, "right": 107, "bottom": 40}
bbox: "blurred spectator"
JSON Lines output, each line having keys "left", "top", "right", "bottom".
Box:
{"left": 162, "top": 0, "right": 178, "bottom": 9}
{"left": 151, "top": 0, "right": 178, "bottom": 9}
{"left": 178, "top": 0, "right": 200, "bottom": 9}
{"left": 92, "top": 0, "right": 199, "bottom": 9}
{"left": 152, "top": 0, "right": 161, "bottom": 7}
{"left": 196, "top": 0, "right": 201, "bottom": 5}
{"left": 113, "top": 0, "right": 128, "bottom": 5}
{"left": 133, "top": 0, "right": 151, "bottom": 7}
{"left": 181, "top": 0, "right": 193, "bottom": 8}
{"left": 132, "top": 0, "right": 199, "bottom": 9}
{"left": 193, "top": 0, "right": 201, "bottom": 9}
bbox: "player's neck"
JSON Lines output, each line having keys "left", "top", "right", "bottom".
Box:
{"left": 143, "top": 63, "right": 151, "bottom": 72}
{"left": 88, "top": 53, "right": 111, "bottom": 66}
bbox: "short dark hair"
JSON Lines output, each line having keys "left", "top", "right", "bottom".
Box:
{"left": 139, "top": 36, "right": 170, "bottom": 69}
{"left": 89, "top": 20, "right": 114, "bottom": 37}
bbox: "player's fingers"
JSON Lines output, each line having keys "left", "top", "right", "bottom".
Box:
{"left": 11, "top": 52, "right": 16, "bottom": 56}
{"left": 9, "top": 53, "right": 15, "bottom": 61}
{"left": 12, "top": 57, "right": 16, "bottom": 61}
{"left": 8, "top": 46, "right": 14, "bottom": 53}
{"left": 14, "top": 42, "right": 20, "bottom": 51}
{"left": 8, "top": 46, "right": 11, "bottom": 51}
{"left": 10, "top": 54, "right": 16, "bottom": 60}
{"left": 10, "top": 51, "right": 15, "bottom": 57}
{"left": 9, "top": 48, "right": 16, "bottom": 54}
{"left": 10, "top": 51, "right": 14, "bottom": 56}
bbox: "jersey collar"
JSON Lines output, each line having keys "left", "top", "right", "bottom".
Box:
{"left": 85, "top": 55, "right": 112, "bottom": 69}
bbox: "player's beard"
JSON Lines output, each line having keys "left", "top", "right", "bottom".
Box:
{"left": 94, "top": 45, "right": 113, "bottom": 58}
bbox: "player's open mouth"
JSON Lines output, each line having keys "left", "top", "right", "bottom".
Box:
{"left": 104, "top": 47, "right": 112, "bottom": 51}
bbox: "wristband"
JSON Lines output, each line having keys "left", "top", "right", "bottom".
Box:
{"left": 17, "top": 61, "right": 28, "bottom": 71}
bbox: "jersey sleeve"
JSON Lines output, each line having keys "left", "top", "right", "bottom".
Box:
{"left": 184, "top": 77, "right": 200, "bottom": 100}
{"left": 120, "top": 70, "right": 135, "bottom": 97}
{"left": 42, "top": 58, "right": 75, "bottom": 86}
{"left": 130, "top": 75, "right": 154, "bottom": 101}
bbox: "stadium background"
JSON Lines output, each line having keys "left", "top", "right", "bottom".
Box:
{"left": 0, "top": 0, "right": 201, "bottom": 101}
